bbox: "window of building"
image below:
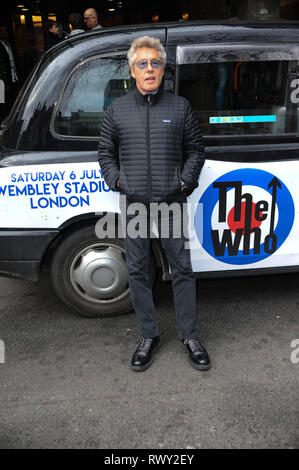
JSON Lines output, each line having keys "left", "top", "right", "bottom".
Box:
{"left": 53, "top": 54, "right": 134, "bottom": 137}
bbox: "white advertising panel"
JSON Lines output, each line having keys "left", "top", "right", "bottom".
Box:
{"left": 0, "top": 159, "right": 298, "bottom": 273}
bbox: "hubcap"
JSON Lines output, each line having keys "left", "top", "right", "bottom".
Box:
{"left": 70, "top": 243, "right": 129, "bottom": 304}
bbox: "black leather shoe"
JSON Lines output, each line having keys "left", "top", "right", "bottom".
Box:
{"left": 181, "top": 338, "right": 211, "bottom": 370}
{"left": 131, "top": 336, "right": 160, "bottom": 371}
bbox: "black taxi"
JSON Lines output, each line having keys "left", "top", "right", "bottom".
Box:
{"left": 1, "top": 21, "right": 299, "bottom": 316}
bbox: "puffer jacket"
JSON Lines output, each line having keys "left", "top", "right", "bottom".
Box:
{"left": 98, "top": 87, "right": 204, "bottom": 203}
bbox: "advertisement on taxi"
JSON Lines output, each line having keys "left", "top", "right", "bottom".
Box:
{"left": 0, "top": 159, "right": 297, "bottom": 274}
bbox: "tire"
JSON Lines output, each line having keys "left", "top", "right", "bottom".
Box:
{"left": 50, "top": 224, "right": 157, "bottom": 318}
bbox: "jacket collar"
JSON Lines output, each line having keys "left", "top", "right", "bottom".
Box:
{"left": 134, "top": 86, "right": 163, "bottom": 105}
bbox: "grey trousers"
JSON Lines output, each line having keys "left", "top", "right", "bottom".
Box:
{"left": 121, "top": 197, "right": 199, "bottom": 339}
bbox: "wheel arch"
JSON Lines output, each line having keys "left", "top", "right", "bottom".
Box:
{"left": 41, "top": 212, "right": 169, "bottom": 279}
{"left": 41, "top": 213, "right": 105, "bottom": 273}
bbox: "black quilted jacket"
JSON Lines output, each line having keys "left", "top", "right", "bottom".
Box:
{"left": 98, "top": 87, "right": 205, "bottom": 203}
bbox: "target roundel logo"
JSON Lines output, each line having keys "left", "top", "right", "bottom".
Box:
{"left": 195, "top": 168, "right": 295, "bottom": 265}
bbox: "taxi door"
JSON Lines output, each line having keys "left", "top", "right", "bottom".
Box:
{"left": 169, "top": 27, "right": 299, "bottom": 277}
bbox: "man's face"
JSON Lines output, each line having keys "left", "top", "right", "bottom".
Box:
{"left": 130, "top": 47, "right": 164, "bottom": 95}
{"left": 49, "top": 24, "right": 60, "bottom": 35}
{"left": 84, "top": 10, "right": 97, "bottom": 29}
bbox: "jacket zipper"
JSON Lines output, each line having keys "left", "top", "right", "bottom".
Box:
{"left": 146, "top": 95, "right": 152, "bottom": 203}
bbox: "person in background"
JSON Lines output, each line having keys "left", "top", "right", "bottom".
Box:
{"left": 0, "top": 24, "right": 19, "bottom": 122}
{"left": 44, "top": 20, "right": 64, "bottom": 51}
{"left": 68, "top": 13, "right": 85, "bottom": 36}
{"left": 0, "top": 54, "right": 9, "bottom": 123}
{"left": 215, "top": 5, "right": 239, "bottom": 110}
{"left": 83, "top": 8, "right": 102, "bottom": 31}
{"left": 228, "top": 4, "right": 240, "bottom": 20}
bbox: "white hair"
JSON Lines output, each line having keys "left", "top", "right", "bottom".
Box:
{"left": 127, "top": 35, "right": 166, "bottom": 68}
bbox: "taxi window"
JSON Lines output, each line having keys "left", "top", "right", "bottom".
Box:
{"left": 177, "top": 44, "right": 299, "bottom": 137}
{"left": 53, "top": 54, "right": 135, "bottom": 137}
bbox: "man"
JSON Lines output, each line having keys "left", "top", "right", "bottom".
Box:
{"left": 68, "top": 13, "right": 85, "bottom": 36}
{"left": 98, "top": 36, "right": 210, "bottom": 372}
{"left": 83, "top": 8, "right": 102, "bottom": 31}
{"left": 0, "top": 24, "right": 19, "bottom": 122}
{"left": 44, "top": 21, "right": 64, "bottom": 51}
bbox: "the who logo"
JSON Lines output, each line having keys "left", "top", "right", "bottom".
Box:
{"left": 195, "top": 168, "right": 295, "bottom": 265}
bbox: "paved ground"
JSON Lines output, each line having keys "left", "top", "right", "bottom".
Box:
{"left": 0, "top": 269, "right": 298, "bottom": 449}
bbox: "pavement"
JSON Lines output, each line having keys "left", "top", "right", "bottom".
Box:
{"left": 0, "top": 269, "right": 298, "bottom": 449}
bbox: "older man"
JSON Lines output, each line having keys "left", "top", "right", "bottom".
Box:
{"left": 83, "top": 8, "right": 102, "bottom": 31}
{"left": 98, "top": 36, "right": 210, "bottom": 372}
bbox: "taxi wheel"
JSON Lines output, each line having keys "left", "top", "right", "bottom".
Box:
{"left": 50, "top": 224, "right": 157, "bottom": 318}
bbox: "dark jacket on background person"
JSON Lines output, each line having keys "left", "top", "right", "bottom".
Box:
{"left": 44, "top": 21, "right": 64, "bottom": 51}
{"left": 0, "top": 41, "right": 12, "bottom": 85}
{"left": 45, "top": 34, "right": 62, "bottom": 51}
{"left": 44, "top": 33, "right": 62, "bottom": 51}
{"left": 98, "top": 87, "right": 204, "bottom": 203}
{"left": 0, "top": 39, "right": 19, "bottom": 122}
